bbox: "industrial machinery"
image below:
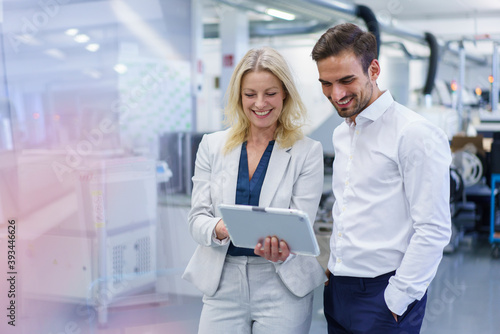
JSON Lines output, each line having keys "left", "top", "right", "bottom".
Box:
{"left": 19, "top": 154, "right": 161, "bottom": 325}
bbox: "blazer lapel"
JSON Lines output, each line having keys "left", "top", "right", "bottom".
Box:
{"left": 222, "top": 144, "right": 242, "bottom": 205}
{"left": 259, "top": 145, "right": 291, "bottom": 207}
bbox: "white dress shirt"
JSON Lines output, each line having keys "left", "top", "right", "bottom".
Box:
{"left": 329, "top": 90, "right": 452, "bottom": 315}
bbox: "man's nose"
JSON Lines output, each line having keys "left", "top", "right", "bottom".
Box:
{"left": 328, "top": 85, "right": 345, "bottom": 102}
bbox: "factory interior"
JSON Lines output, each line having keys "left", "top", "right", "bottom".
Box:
{"left": 0, "top": 0, "right": 500, "bottom": 333}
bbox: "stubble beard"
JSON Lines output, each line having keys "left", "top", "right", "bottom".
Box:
{"left": 333, "top": 81, "right": 373, "bottom": 120}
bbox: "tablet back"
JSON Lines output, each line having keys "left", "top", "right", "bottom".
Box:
{"left": 218, "top": 204, "right": 320, "bottom": 256}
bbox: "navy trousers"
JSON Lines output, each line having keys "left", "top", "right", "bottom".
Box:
{"left": 323, "top": 271, "right": 427, "bottom": 334}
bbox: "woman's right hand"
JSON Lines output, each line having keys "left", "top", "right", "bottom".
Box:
{"left": 215, "top": 219, "right": 229, "bottom": 240}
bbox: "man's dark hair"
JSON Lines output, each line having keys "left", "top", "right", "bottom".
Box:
{"left": 311, "top": 23, "right": 378, "bottom": 74}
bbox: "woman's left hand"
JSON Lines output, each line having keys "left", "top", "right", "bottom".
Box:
{"left": 254, "top": 236, "right": 290, "bottom": 262}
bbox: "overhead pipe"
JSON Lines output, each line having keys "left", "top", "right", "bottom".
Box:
{"left": 492, "top": 43, "right": 499, "bottom": 112}
{"left": 457, "top": 43, "right": 466, "bottom": 130}
{"left": 305, "top": 0, "right": 487, "bottom": 66}
{"left": 303, "top": 1, "right": 381, "bottom": 57}
{"left": 204, "top": 21, "right": 330, "bottom": 39}
{"left": 207, "top": 0, "right": 332, "bottom": 39}
{"left": 355, "top": 5, "right": 381, "bottom": 58}
{"left": 381, "top": 41, "right": 425, "bottom": 60}
{"left": 250, "top": 22, "right": 330, "bottom": 37}
{"left": 442, "top": 40, "right": 488, "bottom": 66}
{"left": 423, "top": 32, "right": 439, "bottom": 106}
{"left": 210, "top": 0, "right": 487, "bottom": 66}
{"left": 423, "top": 32, "right": 439, "bottom": 95}
{"left": 304, "top": 0, "right": 357, "bottom": 16}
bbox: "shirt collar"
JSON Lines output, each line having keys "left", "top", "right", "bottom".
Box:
{"left": 345, "top": 90, "right": 393, "bottom": 126}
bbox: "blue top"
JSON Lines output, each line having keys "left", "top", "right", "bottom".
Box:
{"left": 227, "top": 140, "right": 275, "bottom": 256}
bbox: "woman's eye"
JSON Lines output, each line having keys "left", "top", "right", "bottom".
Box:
{"left": 244, "top": 94, "right": 255, "bottom": 98}
{"left": 267, "top": 93, "right": 276, "bottom": 96}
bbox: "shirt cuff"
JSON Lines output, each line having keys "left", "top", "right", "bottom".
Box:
{"left": 212, "top": 229, "right": 229, "bottom": 245}
{"left": 384, "top": 282, "right": 415, "bottom": 315}
{"left": 272, "top": 253, "right": 296, "bottom": 268}
{"left": 283, "top": 253, "right": 296, "bottom": 264}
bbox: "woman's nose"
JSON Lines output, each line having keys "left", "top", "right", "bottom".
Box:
{"left": 255, "top": 95, "right": 266, "bottom": 109}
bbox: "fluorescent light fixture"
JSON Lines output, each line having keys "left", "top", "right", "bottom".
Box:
{"left": 74, "top": 34, "right": 90, "bottom": 43}
{"left": 113, "top": 64, "right": 128, "bottom": 74}
{"left": 43, "top": 48, "right": 66, "bottom": 60}
{"left": 65, "top": 28, "right": 79, "bottom": 36}
{"left": 265, "top": 8, "right": 295, "bottom": 21}
{"left": 85, "top": 43, "right": 100, "bottom": 52}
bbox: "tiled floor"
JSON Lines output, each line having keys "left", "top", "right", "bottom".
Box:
{"left": 8, "top": 234, "right": 500, "bottom": 334}
{"left": 420, "top": 234, "right": 500, "bottom": 334}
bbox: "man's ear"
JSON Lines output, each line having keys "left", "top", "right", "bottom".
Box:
{"left": 369, "top": 59, "right": 381, "bottom": 81}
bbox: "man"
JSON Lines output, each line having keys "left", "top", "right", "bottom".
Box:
{"left": 311, "top": 23, "right": 451, "bottom": 333}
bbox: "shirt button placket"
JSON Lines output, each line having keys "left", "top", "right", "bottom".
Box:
{"left": 338, "top": 125, "right": 359, "bottom": 269}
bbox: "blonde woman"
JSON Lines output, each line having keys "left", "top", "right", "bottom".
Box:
{"left": 183, "top": 47, "right": 326, "bottom": 334}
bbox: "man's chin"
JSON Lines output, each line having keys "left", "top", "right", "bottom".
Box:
{"left": 335, "top": 108, "right": 355, "bottom": 119}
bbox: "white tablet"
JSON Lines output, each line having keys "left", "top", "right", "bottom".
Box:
{"left": 218, "top": 204, "right": 320, "bottom": 256}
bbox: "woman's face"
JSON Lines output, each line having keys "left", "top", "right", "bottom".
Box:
{"left": 241, "top": 70, "right": 286, "bottom": 135}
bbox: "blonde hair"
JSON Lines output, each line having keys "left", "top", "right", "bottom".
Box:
{"left": 223, "top": 47, "right": 306, "bottom": 154}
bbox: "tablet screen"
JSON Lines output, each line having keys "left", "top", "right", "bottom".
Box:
{"left": 218, "top": 204, "right": 320, "bottom": 256}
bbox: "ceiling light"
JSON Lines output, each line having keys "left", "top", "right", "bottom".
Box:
{"left": 43, "top": 48, "right": 66, "bottom": 60}
{"left": 86, "top": 43, "right": 100, "bottom": 52}
{"left": 265, "top": 8, "right": 296, "bottom": 21}
{"left": 65, "top": 28, "right": 79, "bottom": 36}
{"left": 74, "top": 34, "right": 90, "bottom": 43}
{"left": 113, "top": 64, "right": 128, "bottom": 74}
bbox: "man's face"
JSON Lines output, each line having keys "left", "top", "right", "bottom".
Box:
{"left": 317, "top": 50, "right": 380, "bottom": 122}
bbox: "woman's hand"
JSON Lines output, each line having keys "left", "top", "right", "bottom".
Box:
{"left": 215, "top": 219, "right": 229, "bottom": 240}
{"left": 254, "top": 236, "right": 290, "bottom": 262}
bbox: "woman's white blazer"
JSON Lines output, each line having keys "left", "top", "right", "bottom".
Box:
{"left": 182, "top": 129, "right": 326, "bottom": 297}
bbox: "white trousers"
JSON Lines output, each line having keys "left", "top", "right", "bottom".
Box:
{"left": 198, "top": 255, "right": 313, "bottom": 334}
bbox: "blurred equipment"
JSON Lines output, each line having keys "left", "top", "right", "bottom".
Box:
{"left": 452, "top": 150, "right": 483, "bottom": 187}
{"left": 20, "top": 155, "right": 161, "bottom": 325}
{"left": 488, "top": 132, "right": 500, "bottom": 257}
{"left": 158, "top": 132, "right": 205, "bottom": 195}
{"left": 446, "top": 136, "right": 489, "bottom": 252}
{"left": 446, "top": 166, "right": 477, "bottom": 253}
